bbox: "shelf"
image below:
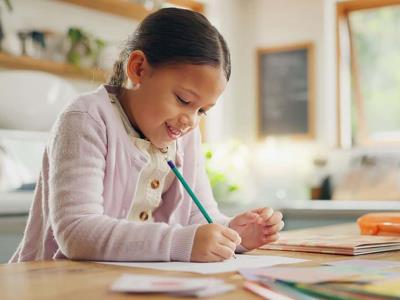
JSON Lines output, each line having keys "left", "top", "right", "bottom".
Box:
{"left": 60, "top": 0, "right": 150, "bottom": 20}
{"left": 164, "top": 0, "right": 204, "bottom": 12}
{"left": 0, "top": 52, "right": 109, "bottom": 82}
{"left": 59, "top": 0, "right": 204, "bottom": 21}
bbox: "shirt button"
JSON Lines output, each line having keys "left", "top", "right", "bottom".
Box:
{"left": 139, "top": 211, "right": 149, "bottom": 221}
{"left": 151, "top": 179, "right": 160, "bottom": 189}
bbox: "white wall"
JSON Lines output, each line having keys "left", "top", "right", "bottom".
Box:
{"left": 204, "top": 0, "right": 337, "bottom": 147}
{"left": 203, "top": 0, "right": 255, "bottom": 142}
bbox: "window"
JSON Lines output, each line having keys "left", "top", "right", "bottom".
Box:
{"left": 337, "top": 0, "right": 400, "bottom": 147}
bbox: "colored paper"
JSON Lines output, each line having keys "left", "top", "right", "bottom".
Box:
{"left": 323, "top": 258, "right": 400, "bottom": 270}
{"left": 250, "top": 266, "right": 361, "bottom": 284}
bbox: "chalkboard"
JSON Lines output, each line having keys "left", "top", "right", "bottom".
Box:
{"left": 257, "top": 43, "right": 315, "bottom": 139}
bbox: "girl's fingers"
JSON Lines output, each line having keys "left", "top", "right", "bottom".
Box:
{"left": 262, "top": 233, "right": 280, "bottom": 244}
{"left": 262, "top": 211, "right": 283, "bottom": 226}
{"left": 234, "top": 212, "right": 258, "bottom": 226}
{"left": 222, "top": 227, "right": 241, "bottom": 245}
{"left": 208, "top": 252, "right": 226, "bottom": 262}
{"left": 263, "top": 221, "right": 284, "bottom": 235}
{"left": 219, "top": 239, "right": 237, "bottom": 252}
{"left": 251, "top": 207, "right": 273, "bottom": 215}
{"left": 213, "top": 244, "right": 235, "bottom": 260}
{"left": 245, "top": 212, "right": 259, "bottom": 221}
{"left": 252, "top": 207, "right": 274, "bottom": 221}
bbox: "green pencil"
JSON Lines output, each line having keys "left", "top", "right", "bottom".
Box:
{"left": 167, "top": 159, "right": 213, "bottom": 223}
{"left": 166, "top": 159, "right": 237, "bottom": 259}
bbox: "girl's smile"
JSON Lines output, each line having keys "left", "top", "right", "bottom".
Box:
{"left": 165, "top": 122, "right": 182, "bottom": 140}
{"left": 120, "top": 54, "right": 227, "bottom": 148}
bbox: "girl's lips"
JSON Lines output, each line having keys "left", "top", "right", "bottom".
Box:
{"left": 166, "top": 123, "right": 182, "bottom": 139}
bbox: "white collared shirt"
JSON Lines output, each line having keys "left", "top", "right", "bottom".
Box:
{"left": 109, "top": 93, "right": 176, "bottom": 222}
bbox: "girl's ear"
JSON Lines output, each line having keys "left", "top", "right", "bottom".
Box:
{"left": 126, "top": 50, "right": 148, "bottom": 86}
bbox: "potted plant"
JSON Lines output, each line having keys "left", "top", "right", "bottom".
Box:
{"left": 66, "top": 27, "right": 105, "bottom": 68}
{"left": 203, "top": 143, "right": 241, "bottom": 204}
{"left": 0, "top": 0, "right": 12, "bottom": 51}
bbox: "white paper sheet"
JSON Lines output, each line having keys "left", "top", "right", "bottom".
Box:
{"left": 111, "top": 274, "right": 223, "bottom": 293}
{"left": 96, "top": 254, "right": 307, "bottom": 274}
{"left": 110, "top": 274, "right": 236, "bottom": 297}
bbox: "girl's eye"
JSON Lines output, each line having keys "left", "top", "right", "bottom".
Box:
{"left": 176, "top": 95, "right": 207, "bottom": 116}
{"left": 198, "top": 109, "right": 208, "bottom": 116}
{"left": 176, "top": 95, "right": 189, "bottom": 105}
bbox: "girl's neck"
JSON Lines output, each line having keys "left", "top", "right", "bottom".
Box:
{"left": 118, "top": 88, "right": 146, "bottom": 139}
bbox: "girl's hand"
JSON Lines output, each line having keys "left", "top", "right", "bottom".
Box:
{"left": 229, "top": 207, "right": 284, "bottom": 250}
{"left": 190, "top": 224, "right": 241, "bottom": 262}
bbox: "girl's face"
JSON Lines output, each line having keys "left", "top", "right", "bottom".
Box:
{"left": 122, "top": 52, "right": 227, "bottom": 149}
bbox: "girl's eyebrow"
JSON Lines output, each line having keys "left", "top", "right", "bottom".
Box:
{"left": 180, "top": 87, "right": 216, "bottom": 108}
{"left": 181, "top": 87, "right": 200, "bottom": 99}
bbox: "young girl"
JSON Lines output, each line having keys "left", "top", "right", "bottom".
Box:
{"left": 10, "top": 8, "right": 283, "bottom": 263}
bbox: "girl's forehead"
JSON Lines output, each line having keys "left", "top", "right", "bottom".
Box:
{"left": 158, "top": 64, "right": 227, "bottom": 96}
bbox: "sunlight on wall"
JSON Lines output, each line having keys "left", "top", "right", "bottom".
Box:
{"left": 204, "top": 138, "right": 325, "bottom": 206}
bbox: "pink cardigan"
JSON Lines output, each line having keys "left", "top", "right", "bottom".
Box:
{"left": 10, "top": 85, "right": 230, "bottom": 263}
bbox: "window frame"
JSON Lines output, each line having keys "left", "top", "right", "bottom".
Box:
{"left": 336, "top": 0, "right": 400, "bottom": 147}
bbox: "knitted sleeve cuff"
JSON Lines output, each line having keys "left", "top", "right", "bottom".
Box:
{"left": 170, "top": 224, "right": 200, "bottom": 262}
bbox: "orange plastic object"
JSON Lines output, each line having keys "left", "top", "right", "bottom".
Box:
{"left": 357, "top": 213, "right": 400, "bottom": 236}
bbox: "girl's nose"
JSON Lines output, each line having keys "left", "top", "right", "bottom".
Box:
{"left": 179, "top": 112, "right": 198, "bottom": 129}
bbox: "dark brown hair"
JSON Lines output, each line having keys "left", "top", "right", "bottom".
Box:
{"left": 108, "top": 8, "right": 231, "bottom": 91}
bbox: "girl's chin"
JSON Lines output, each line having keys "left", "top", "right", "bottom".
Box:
{"left": 150, "top": 138, "right": 172, "bottom": 150}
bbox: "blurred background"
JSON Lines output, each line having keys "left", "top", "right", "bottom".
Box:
{"left": 0, "top": 0, "right": 399, "bottom": 262}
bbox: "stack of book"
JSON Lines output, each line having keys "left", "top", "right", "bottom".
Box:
{"left": 260, "top": 233, "right": 400, "bottom": 255}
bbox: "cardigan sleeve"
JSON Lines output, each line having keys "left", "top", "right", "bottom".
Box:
{"left": 48, "top": 111, "right": 198, "bottom": 262}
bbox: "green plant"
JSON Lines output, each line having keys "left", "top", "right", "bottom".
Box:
{"left": 0, "top": 0, "right": 12, "bottom": 51}
{"left": 66, "top": 27, "right": 105, "bottom": 67}
{"left": 2, "top": 0, "right": 12, "bottom": 11}
{"left": 204, "top": 149, "right": 239, "bottom": 192}
{"left": 203, "top": 144, "right": 240, "bottom": 203}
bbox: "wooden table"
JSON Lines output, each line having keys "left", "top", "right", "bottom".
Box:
{"left": 1, "top": 223, "right": 399, "bottom": 300}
